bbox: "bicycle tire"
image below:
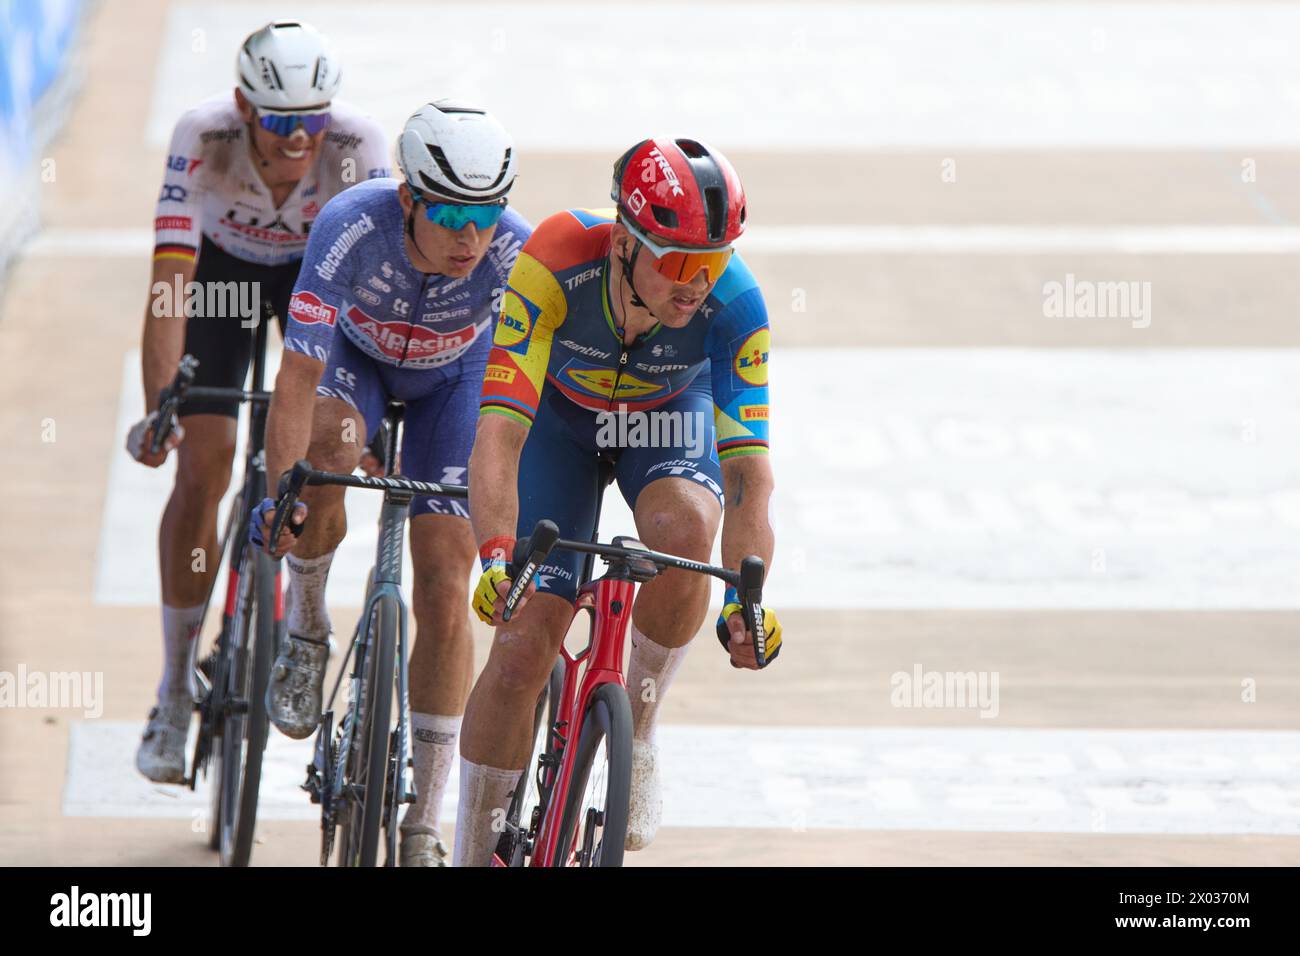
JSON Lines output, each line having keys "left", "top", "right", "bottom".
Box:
{"left": 205, "top": 645, "right": 225, "bottom": 850}
{"left": 341, "top": 593, "right": 398, "bottom": 867}
{"left": 218, "top": 546, "right": 275, "bottom": 867}
{"left": 496, "top": 657, "right": 564, "bottom": 866}
{"left": 550, "top": 682, "right": 632, "bottom": 868}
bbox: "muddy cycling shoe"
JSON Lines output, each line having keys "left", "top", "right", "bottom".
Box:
{"left": 265, "top": 634, "right": 329, "bottom": 739}
{"left": 625, "top": 738, "right": 662, "bottom": 851}
{"left": 135, "top": 695, "right": 193, "bottom": 784}
{"left": 400, "top": 826, "right": 449, "bottom": 867}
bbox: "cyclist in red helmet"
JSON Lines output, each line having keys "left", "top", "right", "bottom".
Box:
{"left": 454, "top": 138, "right": 783, "bottom": 864}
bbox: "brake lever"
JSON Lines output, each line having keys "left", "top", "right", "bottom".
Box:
{"left": 269, "top": 460, "right": 312, "bottom": 546}
{"left": 738, "top": 556, "right": 768, "bottom": 667}
{"left": 502, "top": 520, "right": 560, "bottom": 622}
{"left": 149, "top": 355, "right": 199, "bottom": 455}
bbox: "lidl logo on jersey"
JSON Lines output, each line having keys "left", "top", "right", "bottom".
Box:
{"left": 734, "top": 329, "right": 770, "bottom": 387}
{"left": 289, "top": 291, "right": 337, "bottom": 327}
{"left": 497, "top": 289, "right": 540, "bottom": 353}
{"left": 563, "top": 363, "right": 661, "bottom": 400}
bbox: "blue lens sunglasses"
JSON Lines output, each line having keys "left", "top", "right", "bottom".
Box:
{"left": 255, "top": 106, "right": 332, "bottom": 138}
{"left": 413, "top": 192, "right": 506, "bottom": 231}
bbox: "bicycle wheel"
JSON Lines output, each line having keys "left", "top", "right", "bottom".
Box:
{"left": 497, "top": 657, "right": 564, "bottom": 866}
{"left": 338, "top": 593, "right": 397, "bottom": 867}
{"left": 218, "top": 546, "right": 275, "bottom": 867}
{"left": 204, "top": 639, "right": 226, "bottom": 850}
{"left": 551, "top": 682, "right": 632, "bottom": 868}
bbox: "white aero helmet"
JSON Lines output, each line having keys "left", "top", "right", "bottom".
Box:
{"left": 237, "top": 21, "right": 341, "bottom": 110}
{"left": 397, "top": 100, "right": 516, "bottom": 204}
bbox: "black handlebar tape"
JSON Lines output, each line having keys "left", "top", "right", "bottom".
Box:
{"left": 269, "top": 460, "right": 312, "bottom": 544}
{"left": 502, "top": 520, "right": 560, "bottom": 622}
{"left": 148, "top": 355, "right": 200, "bottom": 455}
{"left": 739, "top": 555, "right": 767, "bottom": 666}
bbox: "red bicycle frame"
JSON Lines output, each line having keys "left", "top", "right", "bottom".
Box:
{"left": 528, "top": 574, "right": 635, "bottom": 867}
{"left": 489, "top": 515, "right": 765, "bottom": 868}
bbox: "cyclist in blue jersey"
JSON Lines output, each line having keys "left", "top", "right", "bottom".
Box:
{"left": 454, "top": 139, "right": 783, "bottom": 865}
{"left": 252, "top": 101, "right": 531, "bottom": 866}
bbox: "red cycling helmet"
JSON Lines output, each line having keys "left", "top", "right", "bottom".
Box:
{"left": 611, "top": 138, "right": 746, "bottom": 248}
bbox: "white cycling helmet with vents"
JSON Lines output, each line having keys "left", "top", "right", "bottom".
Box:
{"left": 236, "top": 20, "right": 341, "bottom": 110}
{"left": 396, "top": 100, "right": 516, "bottom": 204}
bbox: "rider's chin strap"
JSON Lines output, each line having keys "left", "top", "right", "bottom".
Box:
{"left": 404, "top": 192, "right": 438, "bottom": 272}
{"left": 616, "top": 238, "right": 661, "bottom": 328}
{"left": 246, "top": 121, "right": 271, "bottom": 168}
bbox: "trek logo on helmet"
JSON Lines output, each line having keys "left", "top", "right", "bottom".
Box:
{"left": 646, "top": 148, "right": 684, "bottom": 196}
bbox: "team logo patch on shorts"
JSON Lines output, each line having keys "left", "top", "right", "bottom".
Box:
{"left": 289, "top": 291, "right": 337, "bottom": 327}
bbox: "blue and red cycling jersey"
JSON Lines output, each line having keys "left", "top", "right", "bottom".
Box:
{"left": 284, "top": 177, "right": 529, "bottom": 375}
{"left": 282, "top": 177, "right": 532, "bottom": 518}
{"left": 479, "top": 208, "right": 770, "bottom": 462}
{"left": 478, "top": 207, "right": 770, "bottom": 599}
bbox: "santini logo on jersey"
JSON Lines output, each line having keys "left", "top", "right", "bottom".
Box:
{"left": 314, "top": 213, "right": 376, "bottom": 282}
{"left": 559, "top": 339, "right": 610, "bottom": 359}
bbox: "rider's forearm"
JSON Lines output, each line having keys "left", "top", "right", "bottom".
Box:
{"left": 468, "top": 414, "right": 527, "bottom": 550}
{"left": 720, "top": 455, "right": 776, "bottom": 584}
{"left": 141, "top": 258, "right": 196, "bottom": 412}
{"left": 265, "top": 350, "right": 325, "bottom": 494}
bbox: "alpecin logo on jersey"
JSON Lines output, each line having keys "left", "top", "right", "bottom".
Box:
{"left": 346, "top": 306, "right": 475, "bottom": 362}
{"left": 289, "top": 291, "right": 337, "bottom": 327}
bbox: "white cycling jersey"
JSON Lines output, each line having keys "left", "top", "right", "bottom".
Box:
{"left": 153, "top": 92, "right": 391, "bottom": 268}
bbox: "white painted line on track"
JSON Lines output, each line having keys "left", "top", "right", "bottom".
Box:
{"left": 149, "top": 3, "right": 1300, "bottom": 149}
{"left": 64, "top": 722, "right": 1300, "bottom": 834}
{"left": 26, "top": 225, "right": 1300, "bottom": 259}
{"left": 98, "top": 348, "right": 1300, "bottom": 610}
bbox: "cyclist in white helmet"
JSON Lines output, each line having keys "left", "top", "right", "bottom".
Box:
{"left": 251, "top": 100, "right": 532, "bottom": 866}
{"left": 126, "top": 20, "right": 390, "bottom": 786}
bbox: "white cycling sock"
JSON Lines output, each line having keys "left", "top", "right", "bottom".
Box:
{"left": 401, "top": 713, "right": 461, "bottom": 835}
{"left": 625, "top": 624, "right": 688, "bottom": 743}
{"left": 158, "top": 604, "right": 203, "bottom": 701}
{"left": 452, "top": 757, "right": 521, "bottom": 867}
{"left": 285, "top": 551, "right": 334, "bottom": 640}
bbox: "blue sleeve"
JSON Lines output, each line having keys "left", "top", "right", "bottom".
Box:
{"left": 705, "top": 257, "right": 770, "bottom": 461}
{"left": 284, "top": 194, "right": 369, "bottom": 364}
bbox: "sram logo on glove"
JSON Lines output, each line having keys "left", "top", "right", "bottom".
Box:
{"left": 289, "top": 291, "right": 337, "bottom": 327}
